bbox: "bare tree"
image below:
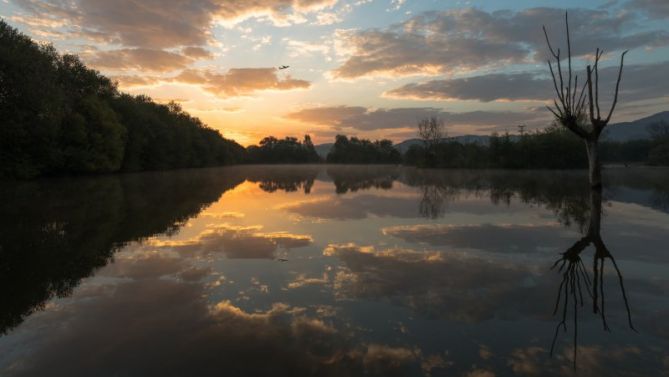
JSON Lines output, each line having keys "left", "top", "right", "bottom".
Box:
{"left": 417, "top": 117, "right": 445, "bottom": 166}
{"left": 417, "top": 116, "right": 445, "bottom": 149}
{"left": 543, "top": 12, "right": 628, "bottom": 188}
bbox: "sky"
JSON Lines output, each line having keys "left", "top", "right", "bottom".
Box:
{"left": 1, "top": 0, "right": 669, "bottom": 145}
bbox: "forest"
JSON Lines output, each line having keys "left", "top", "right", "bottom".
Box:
{"left": 1, "top": 20, "right": 244, "bottom": 178}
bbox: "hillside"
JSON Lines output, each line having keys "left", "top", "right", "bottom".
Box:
{"left": 603, "top": 111, "right": 669, "bottom": 141}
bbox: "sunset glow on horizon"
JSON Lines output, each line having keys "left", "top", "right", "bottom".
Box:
{"left": 3, "top": 0, "right": 668, "bottom": 145}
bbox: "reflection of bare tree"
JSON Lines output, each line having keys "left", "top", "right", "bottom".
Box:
{"left": 418, "top": 185, "right": 459, "bottom": 219}
{"left": 550, "top": 188, "right": 636, "bottom": 369}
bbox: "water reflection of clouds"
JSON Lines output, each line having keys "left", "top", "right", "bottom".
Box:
{"left": 323, "top": 243, "right": 545, "bottom": 323}
{"left": 280, "top": 191, "right": 551, "bottom": 222}
{"left": 382, "top": 223, "right": 574, "bottom": 254}
{"left": 2, "top": 255, "right": 442, "bottom": 377}
{"left": 146, "top": 224, "right": 313, "bottom": 259}
{"left": 280, "top": 195, "right": 421, "bottom": 220}
{"left": 3, "top": 279, "right": 420, "bottom": 376}
{"left": 322, "top": 242, "right": 668, "bottom": 329}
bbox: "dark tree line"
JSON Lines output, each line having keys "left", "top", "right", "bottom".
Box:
{"left": 326, "top": 135, "right": 402, "bottom": 164}
{"left": 405, "top": 125, "right": 587, "bottom": 169}
{"left": 245, "top": 135, "right": 321, "bottom": 164}
{"left": 647, "top": 120, "right": 669, "bottom": 166}
{"left": 404, "top": 122, "right": 666, "bottom": 169}
{"left": 0, "top": 20, "right": 244, "bottom": 178}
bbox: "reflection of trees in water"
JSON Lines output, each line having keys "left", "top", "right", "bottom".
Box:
{"left": 0, "top": 168, "right": 245, "bottom": 334}
{"left": 419, "top": 185, "right": 459, "bottom": 219}
{"left": 244, "top": 165, "right": 320, "bottom": 194}
{"left": 258, "top": 179, "right": 314, "bottom": 194}
{"left": 326, "top": 165, "right": 399, "bottom": 194}
{"left": 244, "top": 165, "right": 400, "bottom": 195}
{"left": 607, "top": 168, "right": 669, "bottom": 212}
{"left": 405, "top": 169, "right": 592, "bottom": 229}
{"left": 550, "top": 188, "right": 636, "bottom": 370}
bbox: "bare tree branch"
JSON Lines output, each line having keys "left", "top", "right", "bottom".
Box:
{"left": 605, "top": 50, "right": 628, "bottom": 124}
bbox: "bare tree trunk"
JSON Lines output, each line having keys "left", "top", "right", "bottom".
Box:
{"left": 587, "top": 186, "right": 602, "bottom": 238}
{"left": 586, "top": 140, "right": 602, "bottom": 189}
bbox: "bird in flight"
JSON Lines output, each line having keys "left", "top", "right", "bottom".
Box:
{"left": 278, "top": 65, "right": 290, "bottom": 70}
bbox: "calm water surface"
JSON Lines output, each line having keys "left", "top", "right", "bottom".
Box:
{"left": 1, "top": 165, "right": 668, "bottom": 376}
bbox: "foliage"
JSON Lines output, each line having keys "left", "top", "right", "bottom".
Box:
{"left": 245, "top": 135, "right": 321, "bottom": 164}
{"left": 326, "top": 135, "right": 402, "bottom": 164}
{"left": 405, "top": 126, "right": 588, "bottom": 169}
{"left": 600, "top": 139, "right": 653, "bottom": 164}
{"left": 0, "top": 20, "right": 244, "bottom": 178}
{"left": 647, "top": 121, "right": 669, "bottom": 166}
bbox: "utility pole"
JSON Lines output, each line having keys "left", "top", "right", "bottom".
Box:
{"left": 518, "top": 124, "right": 526, "bottom": 136}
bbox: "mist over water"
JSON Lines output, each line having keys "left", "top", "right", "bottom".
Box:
{"left": 1, "top": 166, "right": 668, "bottom": 376}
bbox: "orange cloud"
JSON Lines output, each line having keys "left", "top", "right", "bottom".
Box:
{"left": 88, "top": 48, "right": 193, "bottom": 72}
{"left": 174, "top": 68, "right": 311, "bottom": 97}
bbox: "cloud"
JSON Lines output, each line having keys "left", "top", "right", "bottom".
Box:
{"left": 284, "top": 38, "right": 333, "bottom": 58}
{"left": 109, "top": 74, "right": 162, "bottom": 87}
{"left": 175, "top": 68, "right": 311, "bottom": 97}
{"left": 87, "top": 48, "right": 193, "bottom": 72}
{"left": 148, "top": 224, "right": 312, "bottom": 259}
{"left": 181, "top": 46, "right": 213, "bottom": 59}
{"left": 386, "top": 61, "right": 669, "bottom": 104}
{"left": 386, "top": 73, "right": 552, "bottom": 102}
{"left": 14, "top": 0, "right": 217, "bottom": 48}
{"left": 214, "top": 0, "right": 339, "bottom": 26}
{"left": 332, "top": 7, "right": 669, "bottom": 79}
{"left": 628, "top": 0, "right": 669, "bottom": 19}
{"left": 14, "top": 0, "right": 340, "bottom": 49}
{"left": 286, "top": 106, "right": 544, "bottom": 131}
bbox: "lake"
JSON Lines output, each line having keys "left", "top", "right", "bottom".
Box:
{"left": 1, "top": 165, "right": 668, "bottom": 376}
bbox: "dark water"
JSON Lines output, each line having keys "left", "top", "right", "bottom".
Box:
{"left": 1, "top": 165, "right": 668, "bottom": 377}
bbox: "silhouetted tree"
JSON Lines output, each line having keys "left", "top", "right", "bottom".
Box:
{"left": 245, "top": 135, "right": 321, "bottom": 163}
{"left": 543, "top": 13, "right": 628, "bottom": 187}
{"left": 326, "top": 135, "right": 401, "bottom": 164}
{"left": 417, "top": 117, "right": 445, "bottom": 166}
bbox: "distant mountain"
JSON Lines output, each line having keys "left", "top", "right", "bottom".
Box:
{"left": 394, "top": 135, "right": 500, "bottom": 153}
{"left": 314, "top": 143, "right": 333, "bottom": 158}
{"left": 602, "top": 111, "right": 669, "bottom": 141}
{"left": 314, "top": 111, "right": 669, "bottom": 156}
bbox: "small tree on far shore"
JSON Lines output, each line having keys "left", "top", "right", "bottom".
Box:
{"left": 417, "top": 117, "right": 445, "bottom": 166}
{"left": 543, "top": 12, "right": 628, "bottom": 188}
